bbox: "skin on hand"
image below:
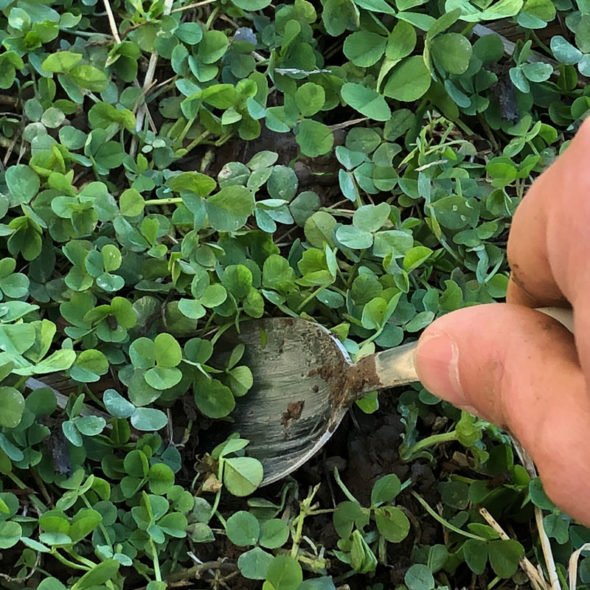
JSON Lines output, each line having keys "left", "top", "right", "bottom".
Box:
{"left": 414, "top": 117, "right": 590, "bottom": 525}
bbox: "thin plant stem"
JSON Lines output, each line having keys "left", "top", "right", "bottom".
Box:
{"left": 511, "top": 440, "right": 554, "bottom": 590}
{"left": 184, "top": 130, "right": 212, "bottom": 154}
{"left": 51, "top": 550, "right": 90, "bottom": 571}
{"left": 480, "top": 507, "right": 549, "bottom": 590}
{"left": 209, "top": 459, "right": 225, "bottom": 521}
{"left": 175, "top": 116, "right": 197, "bottom": 145}
{"left": 204, "top": 6, "right": 219, "bottom": 29}
{"left": 170, "top": 0, "right": 216, "bottom": 12}
{"left": 214, "top": 511, "right": 227, "bottom": 528}
{"left": 0, "top": 550, "right": 40, "bottom": 582}
{"left": 67, "top": 548, "right": 97, "bottom": 569}
{"left": 405, "top": 430, "right": 458, "bottom": 456}
{"left": 4, "top": 470, "right": 26, "bottom": 490}
{"left": 411, "top": 491, "right": 487, "bottom": 541}
{"left": 102, "top": 0, "right": 121, "bottom": 43}
{"left": 297, "top": 286, "right": 328, "bottom": 312}
{"left": 82, "top": 384, "right": 106, "bottom": 410}
{"left": 290, "top": 511, "right": 306, "bottom": 558}
{"left": 5, "top": 471, "right": 48, "bottom": 512}
{"left": 290, "top": 484, "right": 323, "bottom": 559}
{"left": 82, "top": 494, "right": 113, "bottom": 546}
{"left": 359, "top": 324, "right": 385, "bottom": 348}
{"left": 535, "top": 507, "right": 560, "bottom": 590}
{"left": 144, "top": 197, "right": 183, "bottom": 206}
{"left": 568, "top": 542, "right": 590, "bottom": 590}
{"left": 149, "top": 539, "right": 162, "bottom": 581}
{"left": 130, "top": 0, "right": 173, "bottom": 155}
{"left": 332, "top": 467, "right": 359, "bottom": 504}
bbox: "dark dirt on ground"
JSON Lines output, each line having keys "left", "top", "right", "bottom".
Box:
{"left": 184, "top": 385, "right": 448, "bottom": 589}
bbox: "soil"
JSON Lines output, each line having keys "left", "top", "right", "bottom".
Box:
{"left": 280, "top": 400, "right": 305, "bottom": 426}
{"left": 306, "top": 349, "right": 381, "bottom": 410}
{"left": 175, "top": 126, "right": 345, "bottom": 207}
{"left": 184, "top": 385, "right": 449, "bottom": 589}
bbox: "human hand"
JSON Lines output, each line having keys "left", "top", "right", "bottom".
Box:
{"left": 414, "top": 119, "right": 590, "bottom": 525}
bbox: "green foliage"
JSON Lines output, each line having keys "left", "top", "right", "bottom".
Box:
{"left": 0, "top": 0, "right": 588, "bottom": 587}
{"left": 332, "top": 472, "right": 410, "bottom": 573}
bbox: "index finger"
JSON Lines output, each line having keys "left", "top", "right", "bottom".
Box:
{"left": 507, "top": 120, "right": 590, "bottom": 305}
{"left": 507, "top": 118, "right": 590, "bottom": 368}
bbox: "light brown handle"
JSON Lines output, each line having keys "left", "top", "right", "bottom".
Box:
{"left": 367, "top": 306, "right": 574, "bottom": 393}
{"left": 535, "top": 307, "right": 574, "bottom": 332}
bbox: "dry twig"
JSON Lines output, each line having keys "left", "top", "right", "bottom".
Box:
{"left": 568, "top": 542, "right": 590, "bottom": 590}
{"left": 170, "top": 0, "right": 216, "bottom": 13}
{"left": 130, "top": 0, "right": 174, "bottom": 155}
{"left": 102, "top": 0, "right": 122, "bottom": 43}
{"left": 479, "top": 507, "right": 549, "bottom": 590}
{"left": 0, "top": 550, "right": 41, "bottom": 582}
{"left": 513, "top": 439, "right": 561, "bottom": 590}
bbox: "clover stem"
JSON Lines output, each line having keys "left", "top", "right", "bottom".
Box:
{"left": 209, "top": 320, "right": 233, "bottom": 346}
{"left": 67, "top": 548, "right": 97, "bottom": 569}
{"left": 14, "top": 376, "right": 28, "bottom": 389}
{"left": 411, "top": 491, "right": 487, "bottom": 541}
{"left": 332, "top": 467, "right": 359, "bottom": 504}
{"left": 291, "top": 513, "right": 306, "bottom": 556}
{"left": 214, "top": 511, "right": 226, "bottom": 528}
{"left": 434, "top": 233, "right": 462, "bottom": 263}
{"left": 149, "top": 539, "right": 162, "bottom": 581}
{"left": 82, "top": 384, "right": 106, "bottom": 410}
{"left": 404, "top": 430, "right": 458, "bottom": 457}
{"left": 203, "top": 314, "right": 222, "bottom": 343}
{"left": 378, "top": 535, "right": 386, "bottom": 564}
{"left": 213, "top": 132, "right": 233, "bottom": 147}
{"left": 359, "top": 324, "right": 385, "bottom": 348}
{"left": 51, "top": 549, "right": 90, "bottom": 571}
{"left": 143, "top": 197, "right": 183, "bottom": 206}
{"left": 345, "top": 250, "right": 366, "bottom": 289}
{"left": 176, "top": 116, "right": 197, "bottom": 144}
{"left": 4, "top": 471, "right": 47, "bottom": 511}
{"left": 484, "top": 258, "right": 504, "bottom": 284}
{"left": 208, "top": 459, "right": 225, "bottom": 521}
{"left": 5, "top": 470, "right": 27, "bottom": 489}
{"left": 459, "top": 22, "right": 476, "bottom": 37}
{"left": 307, "top": 508, "right": 335, "bottom": 516}
{"left": 527, "top": 141, "right": 540, "bottom": 156}
{"left": 297, "top": 286, "right": 328, "bottom": 312}
{"left": 184, "top": 130, "right": 212, "bottom": 153}
{"left": 168, "top": 539, "right": 185, "bottom": 577}
{"left": 319, "top": 207, "right": 354, "bottom": 217}
{"left": 82, "top": 494, "right": 112, "bottom": 546}
{"left": 31, "top": 469, "right": 52, "bottom": 509}
{"left": 204, "top": 6, "right": 218, "bottom": 29}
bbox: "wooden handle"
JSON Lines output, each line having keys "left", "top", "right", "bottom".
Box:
{"left": 26, "top": 307, "right": 575, "bottom": 411}
{"left": 535, "top": 307, "right": 574, "bottom": 332}
{"left": 363, "top": 306, "right": 574, "bottom": 395}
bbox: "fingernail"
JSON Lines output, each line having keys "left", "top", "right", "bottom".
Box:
{"left": 414, "top": 332, "right": 466, "bottom": 406}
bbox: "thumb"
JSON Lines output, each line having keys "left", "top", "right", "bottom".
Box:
{"left": 414, "top": 303, "right": 590, "bottom": 524}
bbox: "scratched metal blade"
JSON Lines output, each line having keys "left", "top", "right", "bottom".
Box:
{"left": 230, "top": 317, "right": 352, "bottom": 485}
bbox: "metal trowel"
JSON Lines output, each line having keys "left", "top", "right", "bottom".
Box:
{"left": 228, "top": 307, "right": 574, "bottom": 485}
